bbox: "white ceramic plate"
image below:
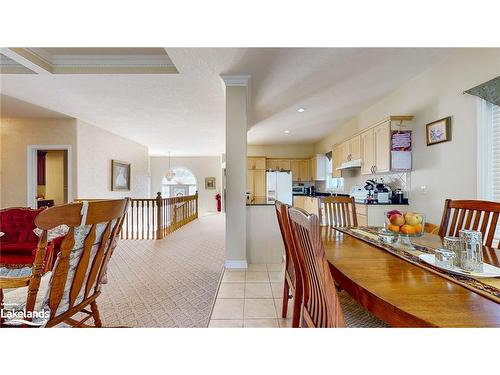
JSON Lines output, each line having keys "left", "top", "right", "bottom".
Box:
{"left": 418, "top": 254, "right": 500, "bottom": 278}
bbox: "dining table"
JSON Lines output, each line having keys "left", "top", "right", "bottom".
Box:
{"left": 323, "top": 227, "right": 500, "bottom": 327}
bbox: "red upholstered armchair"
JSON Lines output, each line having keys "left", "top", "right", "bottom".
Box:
{"left": 0, "top": 207, "right": 54, "bottom": 270}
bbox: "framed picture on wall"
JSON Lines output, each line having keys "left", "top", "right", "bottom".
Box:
{"left": 111, "top": 160, "right": 131, "bottom": 191}
{"left": 205, "top": 177, "right": 216, "bottom": 190}
{"left": 426, "top": 116, "right": 451, "bottom": 146}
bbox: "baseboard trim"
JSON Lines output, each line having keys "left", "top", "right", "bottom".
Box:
{"left": 224, "top": 260, "right": 248, "bottom": 269}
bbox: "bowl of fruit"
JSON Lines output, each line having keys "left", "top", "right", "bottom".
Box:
{"left": 385, "top": 210, "right": 425, "bottom": 237}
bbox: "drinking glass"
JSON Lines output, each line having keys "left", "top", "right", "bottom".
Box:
{"left": 458, "top": 230, "right": 484, "bottom": 273}
{"left": 443, "top": 236, "right": 463, "bottom": 267}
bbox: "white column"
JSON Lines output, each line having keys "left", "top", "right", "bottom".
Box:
{"left": 222, "top": 75, "right": 250, "bottom": 269}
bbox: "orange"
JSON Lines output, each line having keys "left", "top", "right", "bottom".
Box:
{"left": 387, "top": 224, "right": 400, "bottom": 233}
{"left": 412, "top": 223, "right": 423, "bottom": 234}
{"left": 400, "top": 224, "right": 416, "bottom": 235}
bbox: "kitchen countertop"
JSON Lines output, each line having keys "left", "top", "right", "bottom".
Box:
{"left": 355, "top": 201, "right": 409, "bottom": 206}
{"left": 246, "top": 197, "right": 270, "bottom": 206}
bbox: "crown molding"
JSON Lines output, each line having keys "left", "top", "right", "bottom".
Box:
{"left": 220, "top": 74, "right": 251, "bottom": 86}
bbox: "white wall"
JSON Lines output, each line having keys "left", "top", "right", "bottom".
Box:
{"left": 150, "top": 156, "right": 222, "bottom": 215}
{"left": 315, "top": 48, "right": 500, "bottom": 224}
{"left": 76, "top": 120, "right": 150, "bottom": 199}
{"left": 0, "top": 117, "right": 77, "bottom": 207}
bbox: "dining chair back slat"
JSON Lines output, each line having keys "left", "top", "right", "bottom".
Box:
{"left": 439, "top": 199, "right": 500, "bottom": 248}
{"left": 321, "top": 196, "right": 358, "bottom": 227}
{"left": 288, "top": 206, "right": 345, "bottom": 328}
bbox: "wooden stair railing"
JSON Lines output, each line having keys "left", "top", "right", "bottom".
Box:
{"left": 76, "top": 192, "right": 198, "bottom": 240}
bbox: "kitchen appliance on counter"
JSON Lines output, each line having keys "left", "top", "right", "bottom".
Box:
{"left": 305, "top": 185, "right": 316, "bottom": 197}
{"left": 375, "top": 183, "right": 392, "bottom": 204}
{"left": 350, "top": 186, "right": 369, "bottom": 203}
{"left": 267, "top": 171, "right": 292, "bottom": 205}
{"left": 292, "top": 184, "right": 306, "bottom": 195}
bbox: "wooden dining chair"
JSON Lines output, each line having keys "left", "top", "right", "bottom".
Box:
{"left": 287, "top": 206, "right": 388, "bottom": 328}
{"left": 274, "top": 201, "right": 302, "bottom": 328}
{"left": 0, "top": 199, "right": 129, "bottom": 328}
{"left": 439, "top": 199, "right": 500, "bottom": 248}
{"left": 321, "top": 196, "right": 358, "bottom": 227}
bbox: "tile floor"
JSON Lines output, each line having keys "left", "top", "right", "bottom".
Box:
{"left": 208, "top": 263, "right": 294, "bottom": 328}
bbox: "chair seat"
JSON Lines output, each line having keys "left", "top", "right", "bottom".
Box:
{"left": 338, "top": 291, "right": 389, "bottom": 328}
{"left": 2, "top": 270, "right": 52, "bottom": 326}
{"left": 0, "top": 242, "right": 37, "bottom": 254}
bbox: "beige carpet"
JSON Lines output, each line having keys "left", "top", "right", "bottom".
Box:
{"left": 97, "top": 213, "right": 225, "bottom": 328}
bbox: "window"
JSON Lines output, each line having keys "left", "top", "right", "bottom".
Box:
{"left": 324, "top": 152, "right": 344, "bottom": 191}
{"left": 161, "top": 167, "right": 197, "bottom": 197}
{"left": 481, "top": 100, "right": 500, "bottom": 245}
{"left": 490, "top": 103, "right": 500, "bottom": 201}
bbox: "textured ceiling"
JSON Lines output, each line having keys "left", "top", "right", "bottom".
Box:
{"left": 0, "top": 48, "right": 451, "bottom": 155}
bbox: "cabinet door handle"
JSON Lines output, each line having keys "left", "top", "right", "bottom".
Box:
{"left": 373, "top": 165, "right": 376, "bottom": 174}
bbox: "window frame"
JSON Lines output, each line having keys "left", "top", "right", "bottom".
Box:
{"left": 477, "top": 98, "right": 494, "bottom": 200}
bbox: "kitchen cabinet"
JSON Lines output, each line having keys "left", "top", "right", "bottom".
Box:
{"left": 247, "top": 169, "right": 266, "bottom": 198}
{"left": 247, "top": 157, "right": 266, "bottom": 170}
{"left": 332, "top": 145, "right": 342, "bottom": 178}
{"left": 349, "top": 135, "right": 361, "bottom": 160}
{"left": 360, "top": 129, "right": 375, "bottom": 175}
{"left": 298, "top": 159, "right": 310, "bottom": 181}
{"left": 339, "top": 135, "right": 361, "bottom": 163}
{"left": 290, "top": 160, "right": 300, "bottom": 180}
{"left": 290, "top": 159, "right": 310, "bottom": 181}
{"left": 267, "top": 159, "right": 291, "bottom": 171}
{"left": 310, "top": 154, "right": 327, "bottom": 181}
{"left": 374, "top": 121, "right": 391, "bottom": 173}
{"left": 360, "top": 121, "right": 391, "bottom": 175}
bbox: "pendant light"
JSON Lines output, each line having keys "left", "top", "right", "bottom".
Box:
{"left": 165, "top": 152, "right": 175, "bottom": 181}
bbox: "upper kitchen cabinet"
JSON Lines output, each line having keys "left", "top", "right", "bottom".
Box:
{"left": 360, "top": 128, "right": 375, "bottom": 175}
{"left": 373, "top": 121, "right": 391, "bottom": 173}
{"left": 340, "top": 135, "right": 361, "bottom": 163}
{"left": 299, "top": 159, "right": 311, "bottom": 181}
{"left": 310, "top": 154, "right": 327, "bottom": 181}
{"left": 247, "top": 157, "right": 266, "bottom": 170}
{"left": 266, "top": 158, "right": 291, "bottom": 171}
{"left": 360, "top": 116, "right": 413, "bottom": 175}
{"left": 290, "top": 159, "right": 310, "bottom": 181}
{"left": 332, "top": 145, "right": 342, "bottom": 178}
{"left": 361, "top": 121, "right": 390, "bottom": 174}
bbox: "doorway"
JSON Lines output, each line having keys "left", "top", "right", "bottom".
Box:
{"left": 27, "top": 145, "right": 72, "bottom": 208}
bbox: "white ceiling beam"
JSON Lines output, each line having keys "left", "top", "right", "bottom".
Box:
{"left": 0, "top": 48, "right": 52, "bottom": 74}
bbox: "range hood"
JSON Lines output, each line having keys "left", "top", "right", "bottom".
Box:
{"left": 336, "top": 159, "right": 362, "bottom": 170}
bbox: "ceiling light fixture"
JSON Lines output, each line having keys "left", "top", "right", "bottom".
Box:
{"left": 297, "top": 108, "right": 305, "bottom": 113}
{"left": 284, "top": 130, "right": 290, "bottom": 134}
{"left": 165, "top": 151, "right": 176, "bottom": 181}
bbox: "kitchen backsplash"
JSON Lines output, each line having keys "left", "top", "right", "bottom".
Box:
{"left": 316, "top": 169, "right": 411, "bottom": 195}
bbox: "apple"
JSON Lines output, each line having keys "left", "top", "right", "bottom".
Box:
{"left": 404, "top": 212, "right": 420, "bottom": 226}
{"left": 389, "top": 214, "right": 405, "bottom": 226}
{"left": 386, "top": 209, "right": 402, "bottom": 219}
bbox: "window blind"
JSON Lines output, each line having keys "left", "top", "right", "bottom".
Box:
{"left": 491, "top": 103, "right": 500, "bottom": 245}
{"left": 492, "top": 104, "right": 500, "bottom": 202}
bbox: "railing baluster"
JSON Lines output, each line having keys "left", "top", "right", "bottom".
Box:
{"left": 76, "top": 193, "right": 198, "bottom": 240}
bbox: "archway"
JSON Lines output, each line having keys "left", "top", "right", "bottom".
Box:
{"left": 161, "top": 166, "right": 197, "bottom": 197}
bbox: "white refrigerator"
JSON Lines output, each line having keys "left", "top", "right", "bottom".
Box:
{"left": 266, "top": 171, "right": 293, "bottom": 205}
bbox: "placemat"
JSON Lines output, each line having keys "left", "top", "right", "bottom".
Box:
{"left": 334, "top": 226, "right": 500, "bottom": 304}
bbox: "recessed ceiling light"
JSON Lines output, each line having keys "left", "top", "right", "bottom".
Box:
{"left": 284, "top": 130, "right": 290, "bottom": 134}
{"left": 297, "top": 108, "right": 305, "bottom": 113}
